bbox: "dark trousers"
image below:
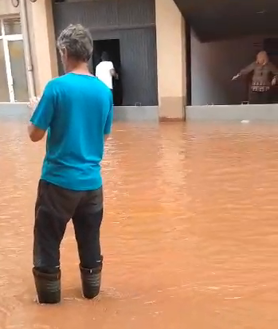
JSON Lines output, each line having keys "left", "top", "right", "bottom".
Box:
{"left": 33, "top": 180, "right": 103, "bottom": 273}
{"left": 249, "top": 90, "right": 270, "bottom": 104}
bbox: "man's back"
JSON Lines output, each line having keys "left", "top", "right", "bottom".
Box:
{"left": 31, "top": 73, "right": 113, "bottom": 191}
{"left": 95, "top": 61, "right": 114, "bottom": 89}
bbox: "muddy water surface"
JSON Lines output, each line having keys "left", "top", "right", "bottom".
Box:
{"left": 0, "top": 121, "right": 278, "bottom": 329}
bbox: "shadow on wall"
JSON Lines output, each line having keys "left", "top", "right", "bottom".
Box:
{"left": 190, "top": 31, "right": 278, "bottom": 106}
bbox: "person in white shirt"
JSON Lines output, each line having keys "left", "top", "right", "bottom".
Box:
{"left": 95, "top": 52, "right": 118, "bottom": 93}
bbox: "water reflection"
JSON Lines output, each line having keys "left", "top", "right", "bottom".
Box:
{"left": 0, "top": 121, "right": 278, "bottom": 328}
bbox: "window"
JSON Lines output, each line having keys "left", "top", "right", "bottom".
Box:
{"left": 3, "top": 17, "right": 21, "bottom": 35}
{"left": 0, "top": 40, "right": 9, "bottom": 101}
{"left": 0, "top": 17, "right": 28, "bottom": 102}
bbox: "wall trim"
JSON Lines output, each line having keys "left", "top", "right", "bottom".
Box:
{"left": 0, "top": 104, "right": 160, "bottom": 122}
{"left": 114, "top": 106, "right": 159, "bottom": 122}
{"left": 187, "top": 104, "right": 278, "bottom": 121}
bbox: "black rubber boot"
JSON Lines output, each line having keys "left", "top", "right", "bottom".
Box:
{"left": 33, "top": 267, "right": 61, "bottom": 304}
{"left": 80, "top": 258, "right": 103, "bottom": 299}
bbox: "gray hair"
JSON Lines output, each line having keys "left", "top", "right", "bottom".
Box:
{"left": 57, "top": 24, "right": 93, "bottom": 62}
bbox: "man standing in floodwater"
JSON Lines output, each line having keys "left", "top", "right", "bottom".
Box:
{"left": 96, "top": 51, "right": 118, "bottom": 100}
{"left": 28, "top": 24, "right": 113, "bottom": 304}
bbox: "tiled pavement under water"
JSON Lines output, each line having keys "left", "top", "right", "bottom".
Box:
{"left": 0, "top": 120, "right": 278, "bottom": 329}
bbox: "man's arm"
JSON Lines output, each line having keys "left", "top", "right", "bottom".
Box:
{"left": 28, "top": 82, "right": 56, "bottom": 142}
{"left": 104, "top": 93, "right": 113, "bottom": 142}
{"left": 232, "top": 62, "right": 256, "bottom": 81}
{"left": 109, "top": 62, "right": 118, "bottom": 79}
{"left": 110, "top": 68, "right": 117, "bottom": 77}
{"left": 239, "top": 62, "right": 255, "bottom": 76}
{"left": 268, "top": 62, "right": 278, "bottom": 85}
{"left": 28, "top": 124, "right": 46, "bottom": 142}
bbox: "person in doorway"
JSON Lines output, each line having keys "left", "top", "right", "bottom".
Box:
{"left": 95, "top": 51, "right": 118, "bottom": 95}
{"left": 28, "top": 24, "right": 113, "bottom": 304}
{"left": 232, "top": 51, "right": 278, "bottom": 104}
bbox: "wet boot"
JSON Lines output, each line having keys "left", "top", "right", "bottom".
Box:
{"left": 80, "top": 258, "right": 103, "bottom": 299}
{"left": 33, "top": 267, "right": 61, "bottom": 304}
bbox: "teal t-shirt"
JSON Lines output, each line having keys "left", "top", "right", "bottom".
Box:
{"left": 30, "top": 73, "right": 113, "bottom": 191}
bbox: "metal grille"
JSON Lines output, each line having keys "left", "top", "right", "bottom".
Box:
{"left": 53, "top": 0, "right": 158, "bottom": 106}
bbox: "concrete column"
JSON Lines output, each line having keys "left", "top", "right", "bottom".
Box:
{"left": 26, "top": 0, "right": 58, "bottom": 96}
{"left": 155, "top": 0, "right": 186, "bottom": 121}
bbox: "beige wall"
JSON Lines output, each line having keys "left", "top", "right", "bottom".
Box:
{"left": 26, "top": 0, "right": 58, "bottom": 96}
{"left": 0, "top": 0, "right": 20, "bottom": 16}
{"left": 155, "top": 0, "right": 186, "bottom": 120}
{"left": 0, "top": 0, "right": 57, "bottom": 97}
{"left": 2, "top": 0, "right": 187, "bottom": 110}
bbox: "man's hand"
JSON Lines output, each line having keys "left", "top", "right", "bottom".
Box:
{"left": 28, "top": 96, "right": 46, "bottom": 142}
{"left": 232, "top": 74, "right": 240, "bottom": 81}
{"left": 28, "top": 96, "right": 40, "bottom": 114}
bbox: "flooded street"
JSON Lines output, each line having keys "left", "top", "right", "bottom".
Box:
{"left": 0, "top": 119, "right": 278, "bottom": 329}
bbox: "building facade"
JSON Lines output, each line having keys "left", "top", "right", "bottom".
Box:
{"left": 0, "top": 0, "right": 186, "bottom": 120}
{"left": 54, "top": 0, "right": 158, "bottom": 107}
{"left": 0, "top": 15, "right": 28, "bottom": 102}
{"left": 1, "top": 0, "right": 278, "bottom": 119}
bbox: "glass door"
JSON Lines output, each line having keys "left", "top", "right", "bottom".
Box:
{"left": 0, "top": 39, "right": 9, "bottom": 102}
{"left": 0, "top": 17, "right": 28, "bottom": 102}
{"left": 8, "top": 37, "right": 28, "bottom": 102}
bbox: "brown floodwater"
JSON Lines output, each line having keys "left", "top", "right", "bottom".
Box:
{"left": 0, "top": 119, "right": 278, "bottom": 329}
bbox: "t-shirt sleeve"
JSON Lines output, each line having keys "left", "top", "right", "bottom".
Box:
{"left": 108, "top": 61, "right": 114, "bottom": 70}
{"left": 30, "top": 81, "right": 56, "bottom": 131}
{"left": 104, "top": 93, "right": 113, "bottom": 135}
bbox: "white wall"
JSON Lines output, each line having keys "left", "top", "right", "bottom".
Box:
{"left": 191, "top": 32, "right": 272, "bottom": 105}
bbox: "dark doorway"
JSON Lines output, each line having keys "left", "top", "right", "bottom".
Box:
{"left": 92, "top": 39, "right": 123, "bottom": 106}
